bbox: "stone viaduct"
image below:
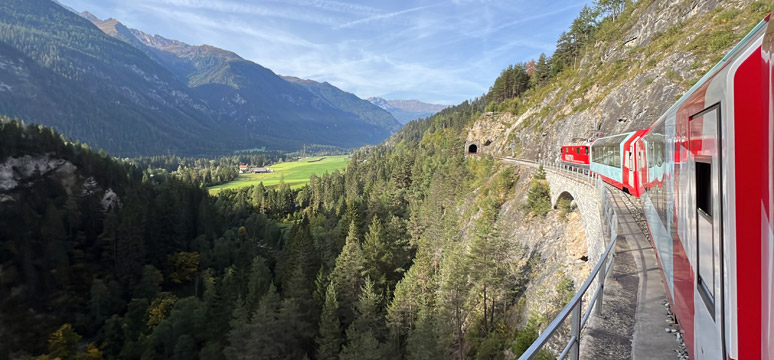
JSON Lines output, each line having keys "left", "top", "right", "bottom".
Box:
{"left": 544, "top": 168, "right": 607, "bottom": 267}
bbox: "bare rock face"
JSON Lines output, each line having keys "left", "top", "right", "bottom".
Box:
{"left": 0, "top": 154, "right": 118, "bottom": 209}
{"left": 564, "top": 212, "right": 588, "bottom": 260}
{"left": 0, "top": 155, "right": 67, "bottom": 191}
{"left": 466, "top": 0, "right": 759, "bottom": 162}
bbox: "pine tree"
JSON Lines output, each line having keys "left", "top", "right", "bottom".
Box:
{"left": 134, "top": 265, "right": 163, "bottom": 301}
{"left": 330, "top": 221, "right": 366, "bottom": 326}
{"left": 225, "top": 298, "right": 251, "bottom": 360}
{"left": 246, "top": 284, "right": 283, "bottom": 359}
{"left": 339, "top": 328, "right": 381, "bottom": 360}
{"left": 406, "top": 306, "right": 444, "bottom": 360}
{"left": 352, "top": 277, "right": 384, "bottom": 340}
{"left": 440, "top": 244, "right": 471, "bottom": 360}
{"left": 246, "top": 256, "right": 271, "bottom": 311}
{"left": 316, "top": 284, "right": 342, "bottom": 360}
{"left": 362, "top": 216, "right": 390, "bottom": 294}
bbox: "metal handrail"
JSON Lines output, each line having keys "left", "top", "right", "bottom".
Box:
{"left": 518, "top": 160, "right": 619, "bottom": 360}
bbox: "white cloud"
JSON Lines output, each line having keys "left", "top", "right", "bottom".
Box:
{"left": 335, "top": 3, "right": 443, "bottom": 29}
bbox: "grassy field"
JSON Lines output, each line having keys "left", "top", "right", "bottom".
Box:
{"left": 208, "top": 155, "right": 349, "bottom": 194}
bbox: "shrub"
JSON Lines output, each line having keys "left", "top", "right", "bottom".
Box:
{"left": 534, "top": 165, "right": 546, "bottom": 180}
{"left": 526, "top": 180, "right": 551, "bottom": 217}
{"left": 554, "top": 274, "right": 575, "bottom": 307}
{"left": 512, "top": 315, "right": 554, "bottom": 359}
{"left": 557, "top": 198, "right": 576, "bottom": 218}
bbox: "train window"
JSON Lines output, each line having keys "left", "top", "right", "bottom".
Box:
{"left": 696, "top": 162, "right": 712, "bottom": 215}
{"left": 576, "top": 147, "right": 580, "bottom": 154}
{"left": 592, "top": 133, "right": 627, "bottom": 168}
{"left": 696, "top": 159, "right": 715, "bottom": 316}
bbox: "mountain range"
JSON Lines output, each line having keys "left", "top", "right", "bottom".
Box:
{"left": 368, "top": 97, "right": 448, "bottom": 124}
{"left": 0, "top": 0, "right": 402, "bottom": 156}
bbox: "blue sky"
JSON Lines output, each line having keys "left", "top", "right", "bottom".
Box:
{"left": 59, "top": 0, "right": 592, "bottom": 105}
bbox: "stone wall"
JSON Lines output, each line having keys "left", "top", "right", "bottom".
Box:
{"left": 545, "top": 169, "right": 606, "bottom": 268}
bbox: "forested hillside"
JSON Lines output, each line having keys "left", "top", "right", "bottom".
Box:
{"left": 0, "top": 0, "right": 243, "bottom": 156}
{"left": 1, "top": 85, "right": 582, "bottom": 359}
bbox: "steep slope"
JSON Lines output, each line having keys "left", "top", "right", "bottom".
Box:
{"left": 284, "top": 76, "right": 401, "bottom": 132}
{"left": 466, "top": 0, "right": 768, "bottom": 161}
{"left": 191, "top": 60, "right": 392, "bottom": 147}
{"left": 0, "top": 0, "right": 246, "bottom": 157}
{"left": 87, "top": 15, "right": 400, "bottom": 147}
{"left": 368, "top": 97, "right": 448, "bottom": 124}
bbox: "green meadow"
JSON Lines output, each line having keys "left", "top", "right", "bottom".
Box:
{"left": 208, "top": 155, "right": 349, "bottom": 194}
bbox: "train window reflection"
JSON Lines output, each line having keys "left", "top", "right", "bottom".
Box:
{"left": 592, "top": 134, "right": 627, "bottom": 168}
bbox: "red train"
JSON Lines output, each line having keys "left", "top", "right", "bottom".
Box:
{"left": 560, "top": 15, "right": 774, "bottom": 360}
{"left": 560, "top": 145, "right": 590, "bottom": 165}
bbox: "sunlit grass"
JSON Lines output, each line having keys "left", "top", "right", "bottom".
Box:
{"left": 208, "top": 155, "right": 349, "bottom": 194}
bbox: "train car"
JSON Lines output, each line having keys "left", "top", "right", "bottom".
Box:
{"left": 588, "top": 129, "right": 648, "bottom": 197}
{"left": 560, "top": 145, "right": 590, "bottom": 165}
{"left": 636, "top": 15, "right": 774, "bottom": 360}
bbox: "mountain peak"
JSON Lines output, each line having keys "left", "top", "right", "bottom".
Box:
{"left": 367, "top": 97, "right": 448, "bottom": 124}
{"left": 79, "top": 11, "right": 100, "bottom": 22}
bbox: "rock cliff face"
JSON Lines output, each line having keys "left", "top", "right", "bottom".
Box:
{"left": 0, "top": 154, "right": 119, "bottom": 210}
{"left": 467, "top": 0, "right": 763, "bottom": 161}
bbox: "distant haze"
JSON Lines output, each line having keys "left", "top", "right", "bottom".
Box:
{"left": 368, "top": 97, "right": 448, "bottom": 125}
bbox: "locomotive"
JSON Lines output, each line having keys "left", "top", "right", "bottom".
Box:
{"left": 559, "top": 15, "right": 774, "bottom": 360}
{"left": 559, "top": 145, "right": 590, "bottom": 166}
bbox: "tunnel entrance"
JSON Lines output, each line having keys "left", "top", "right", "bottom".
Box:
{"left": 468, "top": 144, "right": 478, "bottom": 154}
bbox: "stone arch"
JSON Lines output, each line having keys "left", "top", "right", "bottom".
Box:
{"left": 554, "top": 191, "right": 575, "bottom": 209}
{"left": 468, "top": 143, "right": 478, "bottom": 154}
{"left": 544, "top": 172, "right": 606, "bottom": 267}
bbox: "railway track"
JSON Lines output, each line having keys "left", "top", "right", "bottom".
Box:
{"left": 612, "top": 185, "right": 651, "bottom": 242}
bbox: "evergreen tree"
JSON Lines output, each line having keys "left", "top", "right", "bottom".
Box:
{"left": 440, "top": 244, "right": 471, "bottom": 360}
{"left": 246, "top": 256, "right": 272, "bottom": 311}
{"left": 134, "top": 265, "right": 163, "bottom": 301}
{"left": 48, "top": 323, "right": 81, "bottom": 360}
{"left": 362, "top": 216, "right": 390, "bottom": 294}
{"left": 339, "top": 328, "right": 381, "bottom": 360}
{"left": 316, "top": 284, "right": 343, "bottom": 360}
{"left": 406, "top": 307, "right": 444, "bottom": 360}
{"left": 224, "top": 298, "right": 251, "bottom": 360}
{"left": 330, "top": 221, "right": 366, "bottom": 326}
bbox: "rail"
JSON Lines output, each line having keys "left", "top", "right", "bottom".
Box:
{"left": 516, "top": 160, "right": 619, "bottom": 360}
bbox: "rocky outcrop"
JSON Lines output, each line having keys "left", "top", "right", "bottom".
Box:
{"left": 467, "top": 0, "right": 762, "bottom": 162}
{"left": 0, "top": 154, "right": 119, "bottom": 210}
{"left": 0, "top": 155, "right": 70, "bottom": 192}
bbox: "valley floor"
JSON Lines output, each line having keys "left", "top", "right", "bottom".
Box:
{"left": 208, "top": 155, "right": 349, "bottom": 193}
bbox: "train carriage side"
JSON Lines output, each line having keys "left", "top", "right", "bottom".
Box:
{"left": 640, "top": 17, "right": 771, "bottom": 360}
{"left": 589, "top": 130, "right": 647, "bottom": 196}
{"left": 761, "top": 12, "right": 774, "bottom": 359}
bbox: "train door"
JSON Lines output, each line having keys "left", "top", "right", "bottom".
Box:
{"left": 691, "top": 105, "right": 724, "bottom": 359}
{"left": 626, "top": 141, "right": 637, "bottom": 192}
{"left": 638, "top": 140, "right": 646, "bottom": 191}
